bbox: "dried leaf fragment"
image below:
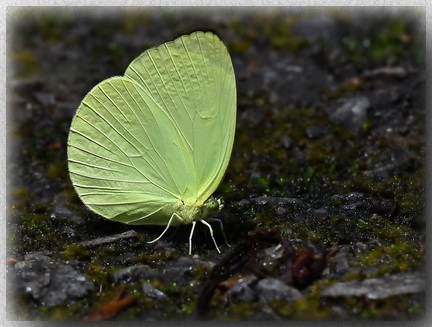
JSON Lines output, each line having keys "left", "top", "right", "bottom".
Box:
{"left": 87, "top": 288, "right": 137, "bottom": 321}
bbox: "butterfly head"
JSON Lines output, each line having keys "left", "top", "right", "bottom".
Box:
{"left": 201, "top": 197, "right": 223, "bottom": 218}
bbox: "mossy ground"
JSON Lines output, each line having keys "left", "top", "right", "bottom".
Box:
{"left": 7, "top": 7, "right": 425, "bottom": 320}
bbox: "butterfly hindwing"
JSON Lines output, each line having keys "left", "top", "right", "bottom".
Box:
{"left": 68, "top": 76, "right": 187, "bottom": 224}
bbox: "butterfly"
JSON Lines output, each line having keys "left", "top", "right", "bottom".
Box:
{"left": 67, "top": 31, "right": 236, "bottom": 254}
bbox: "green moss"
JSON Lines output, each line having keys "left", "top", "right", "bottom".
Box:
{"left": 85, "top": 261, "right": 113, "bottom": 286}
{"left": 253, "top": 177, "right": 271, "bottom": 193}
{"left": 271, "top": 282, "right": 332, "bottom": 320}
{"left": 121, "top": 10, "right": 151, "bottom": 34}
{"left": 47, "top": 161, "right": 67, "bottom": 180}
{"left": 358, "top": 241, "right": 424, "bottom": 276}
{"left": 12, "top": 50, "right": 40, "bottom": 76}
{"left": 62, "top": 243, "right": 92, "bottom": 261}
{"left": 308, "top": 139, "right": 333, "bottom": 162}
{"left": 342, "top": 270, "right": 367, "bottom": 282}
{"left": 340, "top": 294, "right": 424, "bottom": 320}
{"left": 9, "top": 212, "right": 67, "bottom": 253}
{"left": 322, "top": 79, "right": 363, "bottom": 100}
{"left": 337, "top": 16, "right": 416, "bottom": 69}
{"left": 229, "top": 39, "right": 253, "bottom": 54}
{"left": 10, "top": 187, "right": 34, "bottom": 209}
{"left": 220, "top": 302, "right": 260, "bottom": 320}
{"left": 43, "top": 298, "right": 92, "bottom": 321}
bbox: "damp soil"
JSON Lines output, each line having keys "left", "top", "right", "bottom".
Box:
{"left": 6, "top": 7, "right": 426, "bottom": 321}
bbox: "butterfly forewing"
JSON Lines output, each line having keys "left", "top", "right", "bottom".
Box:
{"left": 125, "top": 31, "right": 236, "bottom": 204}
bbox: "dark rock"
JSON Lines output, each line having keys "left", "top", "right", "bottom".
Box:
{"left": 355, "top": 242, "right": 367, "bottom": 252}
{"left": 237, "top": 199, "right": 251, "bottom": 207}
{"left": 112, "top": 252, "right": 136, "bottom": 265}
{"left": 51, "top": 204, "right": 81, "bottom": 223}
{"left": 366, "top": 196, "right": 398, "bottom": 217}
{"left": 113, "top": 265, "right": 160, "bottom": 284}
{"left": 306, "top": 124, "right": 329, "bottom": 139}
{"left": 114, "top": 257, "right": 213, "bottom": 288}
{"left": 255, "top": 278, "right": 302, "bottom": 303}
{"left": 331, "top": 306, "right": 349, "bottom": 319}
{"left": 328, "top": 246, "right": 353, "bottom": 275}
{"left": 341, "top": 202, "right": 368, "bottom": 214}
{"left": 332, "top": 192, "right": 366, "bottom": 204}
{"left": 259, "top": 244, "right": 287, "bottom": 268}
{"left": 322, "top": 272, "right": 426, "bottom": 299}
{"left": 276, "top": 207, "right": 288, "bottom": 215}
{"left": 329, "top": 96, "right": 370, "bottom": 132}
{"left": 153, "top": 241, "right": 179, "bottom": 257}
{"left": 363, "top": 66, "right": 409, "bottom": 79}
{"left": 161, "top": 257, "right": 214, "bottom": 285}
{"left": 224, "top": 275, "right": 257, "bottom": 304}
{"left": 55, "top": 101, "right": 79, "bottom": 119}
{"left": 312, "top": 208, "right": 329, "bottom": 220}
{"left": 398, "top": 125, "right": 410, "bottom": 136}
{"left": 291, "top": 14, "right": 339, "bottom": 42}
{"left": 14, "top": 254, "right": 94, "bottom": 306}
{"left": 250, "top": 196, "right": 305, "bottom": 207}
{"left": 34, "top": 92, "right": 56, "bottom": 106}
{"left": 51, "top": 193, "right": 83, "bottom": 224}
{"left": 363, "top": 162, "right": 399, "bottom": 179}
{"left": 80, "top": 230, "right": 138, "bottom": 247}
{"left": 279, "top": 135, "right": 293, "bottom": 149}
{"left": 238, "top": 107, "right": 267, "bottom": 128}
{"left": 141, "top": 282, "right": 167, "bottom": 300}
{"left": 331, "top": 192, "right": 398, "bottom": 217}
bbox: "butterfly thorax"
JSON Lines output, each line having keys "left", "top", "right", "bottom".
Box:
{"left": 170, "top": 198, "right": 222, "bottom": 225}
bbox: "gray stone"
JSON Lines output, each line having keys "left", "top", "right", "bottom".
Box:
{"left": 113, "top": 265, "right": 160, "bottom": 283}
{"left": 250, "top": 196, "right": 305, "bottom": 207}
{"left": 306, "top": 124, "right": 329, "bottom": 139}
{"left": 279, "top": 135, "right": 293, "bottom": 149}
{"left": 14, "top": 254, "right": 94, "bottom": 306}
{"left": 291, "top": 14, "right": 339, "bottom": 42}
{"left": 224, "top": 275, "right": 257, "bottom": 304}
{"left": 322, "top": 272, "right": 426, "bottom": 299}
{"left": 363, "top": 66, "right": 408, "bottom": 78}
{"left": 329, "top": 246, "right": 352, "bottom": 274}
{"left": 80, "top": 230, "right": 138, "bottom": 247}
{"left": 331, "top": 306, "right": 349, "bottom": 319}
{"left": 329, "top": 96, "right": 370, "bottom": 132}
{"left": 312, "top": 208, "right": 329, "bottom": 219}
{"left": 142, "top": 282, "right": 167, "bottom": 300}
{"left": 255, "top": 278, "right": 302, "bottom": 303}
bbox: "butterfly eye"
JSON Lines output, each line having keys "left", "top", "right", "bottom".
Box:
{"left": 205, "top": 198, "right": 220, "bottom": 211}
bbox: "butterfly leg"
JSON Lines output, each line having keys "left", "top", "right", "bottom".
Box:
{"left": 147, "top": 212, "right": 182, "bottom": 244}
{"left": 208, "top": 217, "right": 231, "bottom": 247}
{"left": 188, "top": 221, "right": 196, "bottom": 256}
{"left": 200, "top": 220, "right": 221, "bottom": 254}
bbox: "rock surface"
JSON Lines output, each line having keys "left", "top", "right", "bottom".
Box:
{"left": 322, "top": 272, "right": 426, "bottom": 299}
{"left": 14, "top": 253, "right": 94, "bottom": 306}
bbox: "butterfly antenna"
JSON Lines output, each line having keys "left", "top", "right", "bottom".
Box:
{"left": 147, "top": 213, "right": 179, "bottom": 244}
{"left": 208, "top": 217, "right": 231, "bottom": 247}
{"left": 200, "top": 219, "right": 221, "bottom": 253}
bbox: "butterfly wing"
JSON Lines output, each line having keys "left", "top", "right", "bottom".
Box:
{"left": 124, "top": 31, "right": 236, "bottom": 204}
{"left": 68, "top": 76, "right": 188, "bottom": 225}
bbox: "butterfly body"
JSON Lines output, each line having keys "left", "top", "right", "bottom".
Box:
{"left": 123, "top": 198, "right": 222, "bottom": 226}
